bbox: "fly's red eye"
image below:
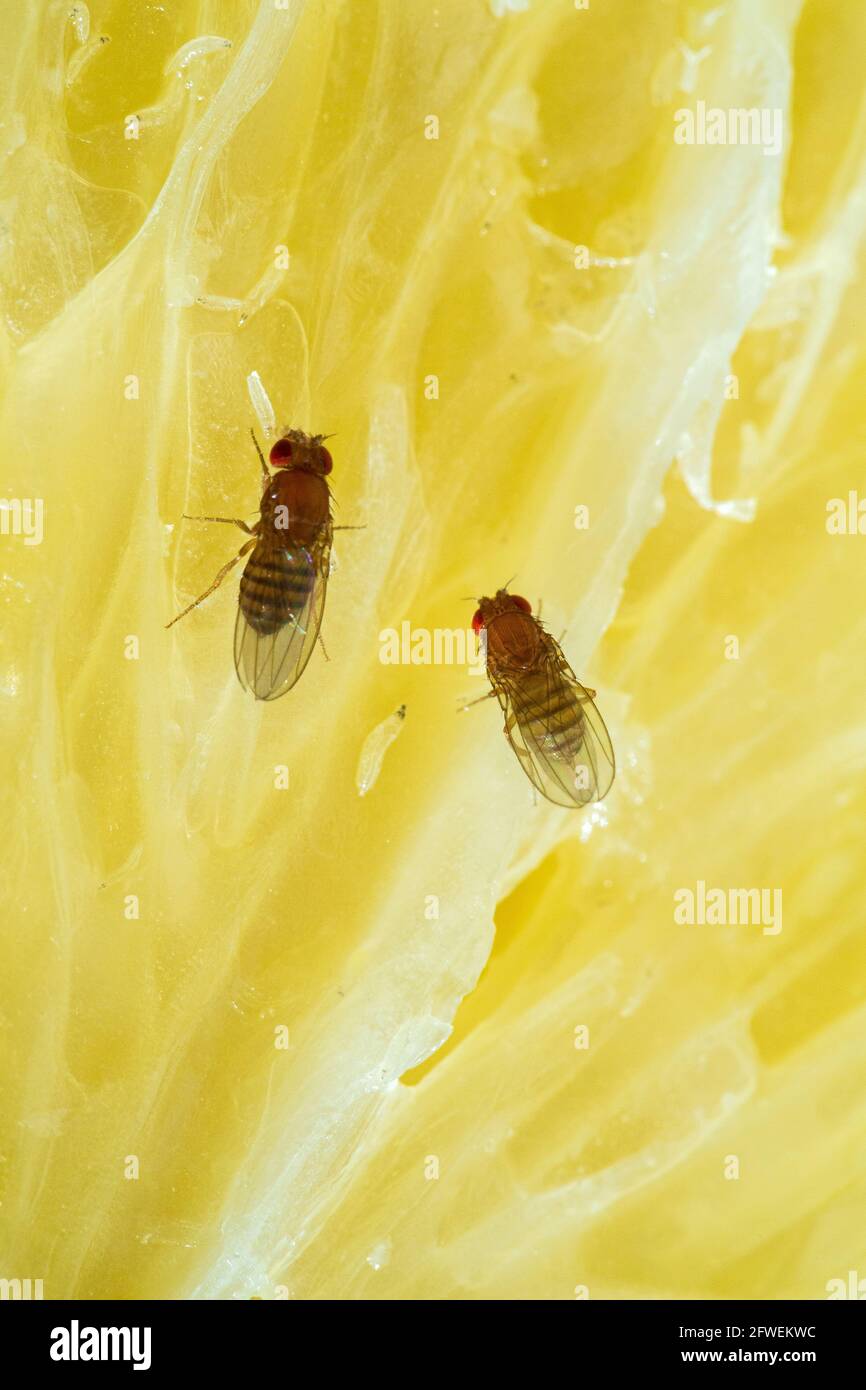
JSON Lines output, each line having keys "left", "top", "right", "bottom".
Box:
{"left": 512, "top": 594, "right": 532, "bottom": 614}
{"left": 319, "top": 447, "right": 333, "bottom": 475}
{"left": 269, "top": 438, "right": 293, "bottom": 465}
{"left": 471, "top": 608, "right": 485, "bottom": 634}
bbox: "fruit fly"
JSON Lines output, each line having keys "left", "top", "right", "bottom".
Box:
{"left": 167, "top": 429, "right": 356, "bottom": 701}
{"left": 469, "top": 590, "right": 615, "bottom": 807}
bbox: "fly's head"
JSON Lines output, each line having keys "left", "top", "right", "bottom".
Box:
{"left": 471, "top": 590, "right": 532, "bottom": 634}
{"left": 269, "top": 429, "right": 333, "bottom": 477}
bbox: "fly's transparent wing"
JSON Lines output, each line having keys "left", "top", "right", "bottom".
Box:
{"left": 233, "top": 536, "right": 330, "bottom": 701}
{"left": 573, "top": 675, "right": 616, "bottom": 800}
{"left": 492, "top": 647, "right": 615, "bottom": 807}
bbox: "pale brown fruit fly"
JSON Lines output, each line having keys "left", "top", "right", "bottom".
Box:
{"left": 470, "top": 589, "right": 615, "bottom": 807}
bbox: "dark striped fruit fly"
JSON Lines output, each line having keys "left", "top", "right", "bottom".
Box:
{"left": 469, "top": 590, "right": 615, "bottom": 807}
{"left": 167, "top": 429, "right": 359, "bottom": 700}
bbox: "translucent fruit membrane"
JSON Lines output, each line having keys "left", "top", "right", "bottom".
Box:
{"left": 1, "top": 0, "right": 866, "bottom": 1299}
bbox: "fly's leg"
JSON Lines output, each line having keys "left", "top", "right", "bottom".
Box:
{"left": 250, "top": 429, "right": 269, "bottom": 484}
{"left": 458, "top": 689, "right": 496, "bottom": 712}
{"left": 166, "top": 537, "right": 255, "bottom": 628}
{"left": 183, "top": 515, "right": 255, "bottom": 533}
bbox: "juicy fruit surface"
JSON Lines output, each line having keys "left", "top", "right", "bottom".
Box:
{"left": 1, "top": 0, "right": 865, "bottom": 1299}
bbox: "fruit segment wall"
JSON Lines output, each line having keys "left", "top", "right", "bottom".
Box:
{"left": 1, "top": 0, "right": 865, "bottom": 1299}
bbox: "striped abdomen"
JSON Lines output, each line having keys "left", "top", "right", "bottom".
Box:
{"left": 238, "top": 542, "right": 314, "bottom": 636}
{"left": 511, "top": 667, "right": 585, "bottom": 761}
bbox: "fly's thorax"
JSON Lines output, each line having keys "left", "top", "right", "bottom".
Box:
{"left": 485, "top": 608, "right": 542, "bottom": 671}
{"left": 261, "top": 467, "right": 330, "bottom": 544}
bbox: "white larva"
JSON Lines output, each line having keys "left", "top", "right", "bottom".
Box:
{"left": 355, "top": 706, "right": 407, "bottom": 797}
